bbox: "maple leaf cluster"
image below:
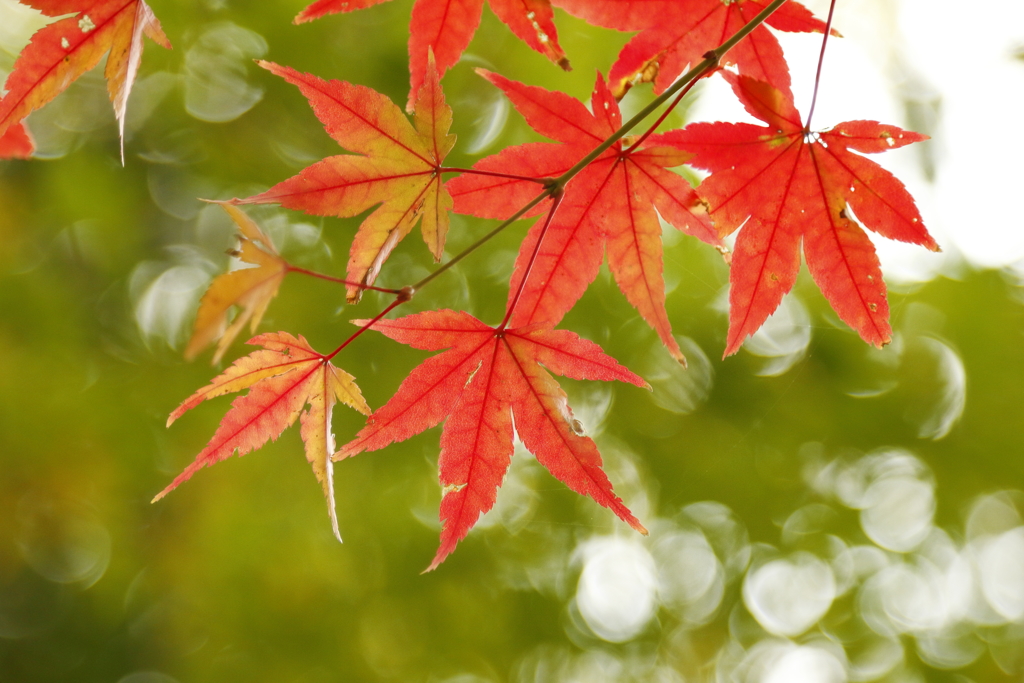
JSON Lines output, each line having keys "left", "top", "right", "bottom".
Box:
{"left": 0, "top": 0, "right": 938, "bottom": 569}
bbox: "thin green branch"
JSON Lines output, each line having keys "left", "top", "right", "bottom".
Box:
{"left": 552, "top": 0, "right": 790, "bottom": 187}
{"left": 323, "top": 297, "right": 405, "bottom": 361}
{"left": 805, "top": 0, "right": 838, "bottom": 131}
{"left": 623, "top": 76, "right": 703, "bottom": 155}
{"left": 499, "top": 190, "right": 564, "bottom": 329}
{"left": 410, "top": 188, "right": 552, "bottom": 291}
{"left": 287, "top": 265, "right": 402, "bottom": 294}
{"left": 439, "top": 166, "right": 551, "bottom": 185}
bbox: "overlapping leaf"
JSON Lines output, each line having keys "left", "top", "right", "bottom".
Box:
{"left": 185, "top": 203, "right": 289, "bottom": 364}
{"left": 235, "top": 58, "right": 454, "bottom": 303}
{"left": 157, "top": 332, "right": 370, "bottom": 541}
{"left": 667, "top": 74, "right": 937, "bottom": 356}
{"left": 552, "top": 0, "right": 831, "bottom": 99}
{"left": 447, "top": 71, "right": 721, "bottom": 362}
{"left": 295, "top": 0, "right": 569, "bottom": 109}
{"left": 0, "top": 122, "right": 34, "bottom": 159}
{"left": 0, "top": 0, "right": 171, "bottom": 160}
{"left": 339, "top": 309, "right": 648, "bottom": 570}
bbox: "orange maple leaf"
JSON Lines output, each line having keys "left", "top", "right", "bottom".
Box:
{"left": 185, "top": 203, "right": 289, "bottom": 364}
{"left": 157, "top": 332, "right": 370, "bottom": 542}
{"left": 0, "top": 0, "right": 171, "bottom": 161}
{"left": 235, "top": 56, "right": 454, "bottom": 303}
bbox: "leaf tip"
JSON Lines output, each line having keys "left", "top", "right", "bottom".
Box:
{"left": 423, "top": 543, "right": 454, "bottom": 573}
{"left": 331, "top": 445, "right": 356, "bottom": 462}
{"left": 328, "top": 497, "right": 344, "bottom": 543}
{"left": 255, "top": 60, "right": 281, "bottom": 75}
{"left": 723, "top": 320, "right": 749, "bottom": 358}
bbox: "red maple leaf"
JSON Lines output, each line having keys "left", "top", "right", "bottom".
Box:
{"left": 0, "top": 0, "right": 171, "bottom": 160}
{"left": 234, "top": 57, "right": 454, "bottom": 302}
{"left": 294, "top": 0, "right": 569, "bottom": 110}
{"left": 666, "top": 73, "right": 937, "bottom": 356}
{"left": 552, "top": 0, "right": 832, "bottom": 99}
{"left": 156, "top": 332, "right": 370, "bottom": 542}
{"left": 446, "top": 71, "right": 721, "bottom": 362}
{"left": 339, "top": 309, "right": 648, "bottom": 570}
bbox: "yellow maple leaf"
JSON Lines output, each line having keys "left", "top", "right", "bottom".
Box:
{"left": 185, "top": 202, "right": 289, "bottom": 363}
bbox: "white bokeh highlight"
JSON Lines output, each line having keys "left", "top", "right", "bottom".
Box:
{"left": 743, "top": 553, "right": 837, "bottom": 637}
{"left": 574, "top": 537, "right": 658, "bottom": 643}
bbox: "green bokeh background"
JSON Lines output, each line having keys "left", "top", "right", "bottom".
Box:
{"left": 2, "top": 2, "right": 1023, "bottom": 682}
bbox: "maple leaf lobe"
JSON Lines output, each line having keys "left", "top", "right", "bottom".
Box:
{"left": 551, "top": 0, "right": 832, "bottom": 99}
{"left": 0, "top": 123, "right": 35, "bottom": 159}
{"left": 292, "top": 0, "right": 569, "bottom": 110}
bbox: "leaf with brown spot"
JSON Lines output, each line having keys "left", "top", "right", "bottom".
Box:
{"left": 0, "top": 0, "right": 171, "bottom": 161}
{"left": 295, "top": 0, "right": 569, "bottom": 110}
